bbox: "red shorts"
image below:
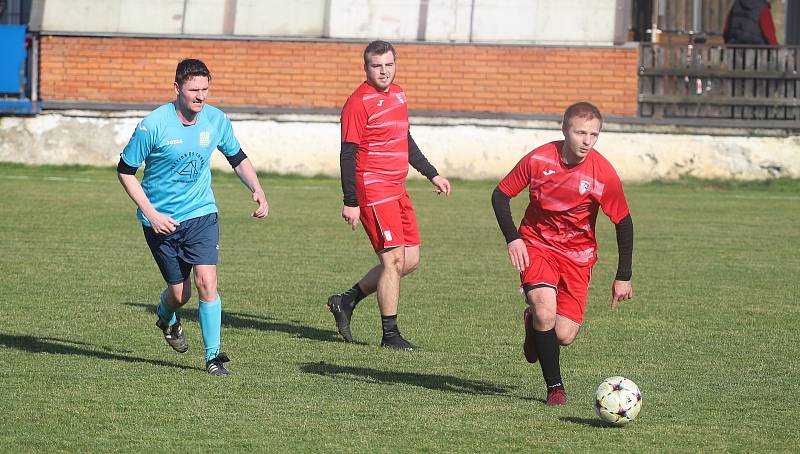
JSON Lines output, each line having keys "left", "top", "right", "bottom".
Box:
{"left": 520, "top": 242, "right": 593, "bottom": 325}
{"left": 360, "top": 194, "right": 420, "bottom": 252}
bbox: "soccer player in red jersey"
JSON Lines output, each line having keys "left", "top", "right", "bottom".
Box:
{"left": 491, "top": 102, "right": 634, "bottom": 406}
{"left": 327, "top": 40, "right": 451, "bottom": 351}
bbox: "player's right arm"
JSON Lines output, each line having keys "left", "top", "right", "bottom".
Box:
{"left": 340, "top": 141, "right": 360, "bottom": 230}
{"left": 492, "top": 152, "right": 533, "bottom": 272}
{"left": 339, "top": 91, "right": 368, "bottom": 230}
{"left": 117, "top": 119, "right": 179, "bottom": 234}
{"left": 492, "top": 187, "right": 528, "bottom": 273}
{"left": 117, "top": 171, "right": 179, "bottom": 234}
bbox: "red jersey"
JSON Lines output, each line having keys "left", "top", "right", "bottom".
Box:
{"left": 341, "top": 82, "right": 410, "bottom": 206}
{"left": 498, "top": 141, "right": 630, "bottom": 266}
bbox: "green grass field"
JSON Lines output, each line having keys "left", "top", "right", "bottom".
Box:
{"left": 1, "top": 163, "right": 798, "bottom": 452}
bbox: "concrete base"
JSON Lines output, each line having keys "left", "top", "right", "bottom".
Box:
{"left": 2, "top": 110, "right": 798, "bottom": 181}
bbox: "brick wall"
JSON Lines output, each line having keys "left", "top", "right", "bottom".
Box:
{"left": 39, "top": 36, "right": 639, "bottom": 116}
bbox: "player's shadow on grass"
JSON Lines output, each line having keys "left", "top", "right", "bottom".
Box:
{"left": 126, "top": 303, "right": 344, "bottom": 343}
{"left": 0, "top": 333, "right": 198, "bottom": 371}
{"left": 300, "top": 361, "right": 511, "bottom": 396}
{"left": 560, "top": 416, "right": 617, "bottom": 428}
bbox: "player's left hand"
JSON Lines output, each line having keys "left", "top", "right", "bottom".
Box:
{"left": 611, "top": 279, "right": 633, "bottom": 310}
{"left": 251, "top": 190, "right": 269, "bottom": 218}
{"left": 431, "top": 175, "right": 451, "bottom": 196}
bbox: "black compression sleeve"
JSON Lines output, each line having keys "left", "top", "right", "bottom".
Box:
{"left": 340, "top": 142, "right": 358, "bottom": 207}
{"left": 614, "top": 214, "right": 634, "bottom": 281}
{"left": 491, "top": 186, "right": 521, "bottom": 243}
{"left": 226, "top": 149, "right": 248, "bottom": 168}
{"left": 116, "top": 158, "right": 138, "bottom": 175}
{"left": 408, "top": 133, "right": 439, "bottom": 180}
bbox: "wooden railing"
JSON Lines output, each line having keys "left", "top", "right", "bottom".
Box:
{"left": 638, "top": 43, "right": 800, "bottom": 121}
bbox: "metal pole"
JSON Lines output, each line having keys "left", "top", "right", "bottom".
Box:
{"left": 180, "top": 0, "right": 187, "bottom": 34}
{"left": 651, "top": 0, "right": 659, "bottom": 42}
{"left": 787, "top": 0, "right": 800, "bottom": 45}
{"left": 469, "top": 0, "right": 476, "bottom": 43}
{"left": 32, "top": 33, "right": 38, "bottom": 108}
{"left": 417, "top": 0, "right": 429, "bottom": 41}
{"left": 692, "top": 0, "right": 701, "bottom": 34}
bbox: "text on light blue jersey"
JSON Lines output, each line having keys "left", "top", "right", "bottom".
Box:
{"left": 120, "top": 102, "right": 240, "bottom": 226}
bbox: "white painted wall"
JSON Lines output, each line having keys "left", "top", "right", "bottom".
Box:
{"left": 2, "top": 111, "right": 798, "bottom": 181}
{"left": 38, "top": 0, "right": 621, "bottom": 44}
{"left": 183, "top": 0, "right": 226, "bottom": 35}
{"left": 327, "top": 0, "right": 421, "bottom": 41}
{"left": 233, "top": 0, "right": 325, "bottom": 37}
{"left": 42, "top": 0, "right": 186, "bottom": 34}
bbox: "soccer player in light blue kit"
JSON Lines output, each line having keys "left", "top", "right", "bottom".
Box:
{"left": 117, "top": 59, "right": 269, "bottom": 376}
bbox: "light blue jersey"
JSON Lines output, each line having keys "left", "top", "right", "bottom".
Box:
{"left": 121, "top": 102, "right": 240, "bottom": 226}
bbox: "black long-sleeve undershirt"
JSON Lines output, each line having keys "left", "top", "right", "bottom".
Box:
{"left": 340, "top": 142, "right": 359, "bottom": 207}
{"left": 614, "top": 214, "right": 633, "bottom": 281}
{"left": 116, "top": 148, "right": 249, "bottom": 175}
{"left": 340, "top": 133, "right": 439, "bottom": 207}
{"left": 491, "top": 186, "right": 634, "bottom": 281}
{"left": 491, "top": 186, "right": 521, "bottom": 243}
{"left": 408, "top": 133, "right": 439, "bottom": 180}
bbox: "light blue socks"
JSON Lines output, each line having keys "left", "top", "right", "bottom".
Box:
{"left": 198, "top": 296, "right": 222, "bottom": 362}
{"left": 157, "top": 291, "right": 177, "bottom": 326}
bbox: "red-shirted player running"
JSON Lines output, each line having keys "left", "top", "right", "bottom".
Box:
{"left": 327, "top": 40, "right": 451, "bottom": 351}
{"left": 491, "top": 102, "right": 634, "bottom": 406}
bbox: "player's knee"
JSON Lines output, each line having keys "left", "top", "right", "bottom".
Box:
{"left": 557, "top": 330, "right": 578, "bottom": 345}
{"left": 194, "top": 275, "right": 217, "bottom": 299}
{"left": 559, "top": 335, "right": 576, "bottom": 346}
{"left": 403, "top": 257, "right": 420, "bottom": 276}
{"left": 384, "top": 254, "right": 405, "bottom": 275}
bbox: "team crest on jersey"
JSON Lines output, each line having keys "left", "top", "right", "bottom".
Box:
{"left": 178, "top": 160, "right": 199, "bottom": 179}
{"left": 199, "top": 131, "right": 211, "bottom": 147}
{"left": 395, "top": 93, "right": 405, "bottom": 104}
{"left": 169, "top": 151, "right": 206, "bottom": 183}
{"left": 579, "top": 180, "right": 591, "bottom": 195}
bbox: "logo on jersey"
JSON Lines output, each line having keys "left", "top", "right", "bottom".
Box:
{"left": 395, "top": 93, "right": 405, "bottom": 104}
{"left": 377, "top": 99, "right": 384, "bottom": 107}
{"left": 579, "top": 180, "right": 591, "bottom": 195}
{"left": 165, "top": 138, "right": 183, "bottom": 146}
{"left": 199, "top": 131, "right": 211, "bottom": 147}
{"left": 177, "top": 160, "right": 199, "bottom": 179}
{"left": 543, "top": 170, "right": 556, "bottom": 176}
{"left": 169, "top": 151, "right": 206, "bottom": 184}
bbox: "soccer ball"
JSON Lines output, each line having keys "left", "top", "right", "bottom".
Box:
{"left": 595, "top": 376, "right": 642, "bottom": 425}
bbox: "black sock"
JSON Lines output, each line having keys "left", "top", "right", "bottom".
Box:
{"left": 381, "top": 314, "right": 399, "bottom": 338}
{"left": 341, "top": 283, "right": 367, "bottom": 307}
{"left": 533, "top": 328, "right": 563, "bottom": 390}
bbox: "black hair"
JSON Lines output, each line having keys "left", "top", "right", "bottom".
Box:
{"left": 175, "top": 59, "right": 211, "bottom": 86}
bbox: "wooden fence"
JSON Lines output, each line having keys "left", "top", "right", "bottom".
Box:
{"left": 638, "top": 43, "right": 800, "bottom": 120}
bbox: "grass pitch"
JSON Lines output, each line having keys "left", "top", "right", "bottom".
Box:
{"left": 1, "top": 164, "right": 798, "bottom": 452}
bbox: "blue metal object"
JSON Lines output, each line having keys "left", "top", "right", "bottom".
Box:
{"left": 0, "top": 24, "right": 38, "bottom": 115}
{"left": 0, "top": 25, "right": 28, "bottom": 94}
{"left": 0, "top": 100, "right": 38, "bottom": 114}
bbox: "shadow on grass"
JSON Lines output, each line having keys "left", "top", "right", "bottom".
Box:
{"left": 560, "top": 416, "right": 618, "bottom": 428}
{"left": 125, "top": 302, "right": 344, "bottom": 343}
{"left": 300, "top": 361, "right": 511, "bottom": 396}
{"left": 0, "top": 333, "right": 198, "bottom": 371}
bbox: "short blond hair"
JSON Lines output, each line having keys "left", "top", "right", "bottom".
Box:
{"left": 562, "top": 102, "right": 603, "bottom": 130}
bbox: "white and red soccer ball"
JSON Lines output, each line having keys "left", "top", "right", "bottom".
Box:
{"left": 595, "top": 376, "right": 642, "bottom": 425}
